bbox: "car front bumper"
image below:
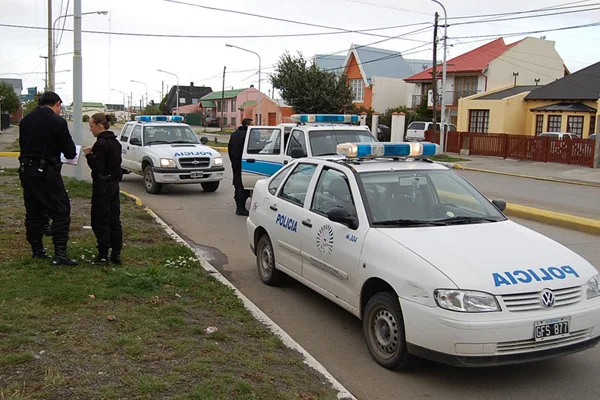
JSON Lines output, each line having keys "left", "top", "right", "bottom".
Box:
{"left": 152, "top": 166, "right": 225, "bottom": 184}
{"left": 400, "top": 297, "right": 600, "bottom": 367}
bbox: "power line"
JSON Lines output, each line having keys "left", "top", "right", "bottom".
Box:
{"left": 164, "top": 0, "right": 431, "bottom": 43}
{"left": 451, "top": 21, "right": 600, "bottom": 40}
{"left": 337, "top": 0, "right": 431, "bottom": 15}
{"left": 450, "top": 5, "right": 600, "bottom": 27}
{"left": 56, "top": 0, "right": 71, "bottom": 48}
{"left": 449, "top": 0, "right": 596, "bottom": 20}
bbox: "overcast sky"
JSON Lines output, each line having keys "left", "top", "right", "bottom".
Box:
{"left": 1, "top": 0, "right": 599, "bottom": 105}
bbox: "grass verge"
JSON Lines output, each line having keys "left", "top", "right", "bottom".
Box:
{"left": 0, "top": 169, "right": 339, "bottom": 400}
{"left": 431, "top": 154, "right": 470, "bottom": 162}
{"left": 2, "top": 138, "right": 20, "bottom": 152}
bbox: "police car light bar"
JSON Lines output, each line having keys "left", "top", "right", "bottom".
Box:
{"left": 336, "top": 142, "right": 439, "bottom": 158}
{"left": 135, "top": 115, "right": 185, "bottom": 122}
{"left": 290, "top": 114, "right": 360, "bottom": 124}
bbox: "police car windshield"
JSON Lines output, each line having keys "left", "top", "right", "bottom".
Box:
{"left": 358, "top": 170, "right": 505, "bottom": 227}
{"left": 143, "top": 126, "right": 200, "bottom": 145}
{"left": 309, "top": 130, "right": 375, "bottom": 156}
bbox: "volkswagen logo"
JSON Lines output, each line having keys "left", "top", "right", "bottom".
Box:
{"left": 539, "top": 289, "right": 555, "bottom": 309}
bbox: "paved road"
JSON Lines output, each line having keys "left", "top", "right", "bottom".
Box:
{"left": 113, "top": 152, "right": 600, "bottom": 400}
{"left": 457, "top": 170, "right": 600, "bottom": 219}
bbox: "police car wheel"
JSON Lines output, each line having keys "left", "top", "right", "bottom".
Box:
{"left": 363, "top": 292, "right": 416, "bottom": 370}
{"left": 256, "top": 234, "right": 284, "bottom": 286}
{"left": 144, "top": 166, "right": 163, "bottom": 194}
{"left": 201, "top": 181, "right": 220, "bottom": 193}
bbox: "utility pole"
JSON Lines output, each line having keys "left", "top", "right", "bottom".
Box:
{"left": 534, "top": 78, "right": 540, "bottom": 86}
{"left": 73, "top": 0, "right": 83, "bottom": 179}
{"left": 161, "top": 80, "right": 164, "bottom": 100}
{"left": 47, "top": 0, "right": 54, "bottom": 91}
{"left": 40, "top": 55, "right": 49, "bottom": 91}
{"left": 431, "top": 12, "right": 439, "bottom": 144}
{"left": 513, "top": 72, "right": 519, "bottom": 87}
{"left": 221, "top": 66, "right": 226, "bottom": 128}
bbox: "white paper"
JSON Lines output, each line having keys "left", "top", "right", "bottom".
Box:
{"left": 61, "top": 145, "right": 81, "bottom": 166}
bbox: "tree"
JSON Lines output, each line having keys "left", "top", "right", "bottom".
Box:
{"left": 270, "top": 52, "right": 353, "bottom": 114}
{"left": 159, "top": 94, "right": 169, "bottom": 115}
{"left": 0, "top": 81, "right": 21, "bottom": 114}
{"left": 143, "top": 102, "right": 161, "bottom": 115}
{"left": 22, "top": 92, "right": 43, "bottom": 116}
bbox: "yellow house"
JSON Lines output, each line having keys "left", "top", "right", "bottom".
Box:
{"left": 457, "top": 61, "right": 600, "bottom": 138}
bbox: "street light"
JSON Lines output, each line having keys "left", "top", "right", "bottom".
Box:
{"left": 431, "top": 0, "right": 448, "bottom": 152}
{"left": 226, "top": 44, "right": 261, "bottom": 125}
{"left": 51, "top": 10, "right": 108, "bottom": 91}
{"left": 131, "top": 80, "right": 148, "bottom": 107}
{"left": 157, "top": 69, "right": 179, "bottom": 115}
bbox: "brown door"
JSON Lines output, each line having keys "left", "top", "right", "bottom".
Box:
{"left": 268, "top": 112, "right": 276, "bottom": 126}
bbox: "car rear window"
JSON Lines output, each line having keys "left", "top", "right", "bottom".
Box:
{"left": 308, "top": 130, "right": 376, "bottom": 157}
{"left": 409, "top": 122, "right": 426, "bottom": 130}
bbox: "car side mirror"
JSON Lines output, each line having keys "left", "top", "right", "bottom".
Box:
{"left": 130, "top": 137, "right": 141, "bottom": 146}
{"left": 290, "top": 147, "right": 307, "bottom": 159}
{"left": 327, "top": 207, "right": 358, "bottom": 230}
{"left": 492, "top": 199, "right": 507, "bottom": 212}
{"left": 200, "top": 136, "right": 208, "bottom": 145}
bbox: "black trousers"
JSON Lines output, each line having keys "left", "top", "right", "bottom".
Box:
{"left": 19, "top": 165, "right": 70, "bottom": 247}
{"left": 91, "top": 179, "right": 123, "bottom": 252}
{"left": 232, "top": 170, "right": 250, "bottom": 210}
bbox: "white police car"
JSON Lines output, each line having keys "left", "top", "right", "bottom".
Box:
{"left": 246, "top": 142, "right": 600, "bottom": 369}
{"left": 241, "top": 114, "right": 375, "bottom": 190}
{"left": 119, "top": 115, "right": 224, "bottom": 194}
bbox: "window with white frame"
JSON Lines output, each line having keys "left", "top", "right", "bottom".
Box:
{"left": 350, "top": 79, "right": 364, "bottom": 102}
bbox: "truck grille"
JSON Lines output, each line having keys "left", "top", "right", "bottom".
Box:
{"left": 179, "top": 157, "right": 210, "bottom": 169}
{"left": 496, "top": 328, "right": 592, "bottom": 354}
{"left": 500, "top": 286, "right": 582, "bottom": 312}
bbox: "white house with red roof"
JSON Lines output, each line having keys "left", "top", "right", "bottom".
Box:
{"left": 403, "top": 37, "right": 568, "bottom": 125}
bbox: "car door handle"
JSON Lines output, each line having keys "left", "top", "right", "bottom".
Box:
{"left": 302, "top": 220, "right": 312, "bottom": 228}
{"left": 269, "top": 205, "right": 278, "bottom": 211}
{"left": 127, "top": 146, "right": 130, "bottom": 150}
{"left": 247, "top": 158, "right": 256, "bottom": 163}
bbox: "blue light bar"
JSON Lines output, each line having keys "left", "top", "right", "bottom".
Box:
{"left": 336, "top": 142, "right": 440, "bottom": 158}
{"left": 135, "top": 115, "right": 185, "bottom": 122}
{"left": 290, "top": 114, "right": 360, "bottom": 124}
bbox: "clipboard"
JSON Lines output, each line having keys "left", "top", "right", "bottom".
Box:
{"left": 61, "top": 145, "right": 82, "bottom": 166}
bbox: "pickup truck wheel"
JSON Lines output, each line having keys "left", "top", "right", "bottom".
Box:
{"left": 143, "top": 165, "right": 163, "bottom": 194}
{"left": 201, "top": 181, "right": 220, "bottom": 193}
{"left": 256, "top": 234, "right": 284, "bottom": 286}
{"left": 363, "top": 292, "right": 417, "bottom": 370}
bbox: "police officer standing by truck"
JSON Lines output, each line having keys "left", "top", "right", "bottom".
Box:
{"left": 83, "top": 113, "right": 123, "bottom": 265}
{"left": 18, "top": 91, "right": 78, "bottom": 266}
{"left": 228, "top": 118, "right": 252, "bottom": 216}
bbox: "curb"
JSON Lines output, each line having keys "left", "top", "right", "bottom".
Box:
{"left": 504, "top": 203, "right": 600, "bottom": 235}
{"left": 119, "top": 190, "right": 357, "bottom": 400}
{"left": 0, "top": 151, "right": 19, "bottom": 157}
{"left": 452, "top": 164, "right": 600, "bottom": 188}
{"left": 209, "top": 146, "right": 228, "bottom": 152}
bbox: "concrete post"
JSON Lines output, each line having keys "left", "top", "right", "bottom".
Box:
{"left": 391, "top": 112, "right": 406, "bottom": 142}
{"left": 371, "top": 112, "right": 379, "bottom": 136}
{"left": 72, "top": 0, "right": 83, "bottom": 180}
{"left": 360, "top": 112, "right": 367, "bottom": 126}
{"left": 594, "top": 134, "right": 600, "bottom": 168}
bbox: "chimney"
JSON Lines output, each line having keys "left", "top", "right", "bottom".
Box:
{"left": 190, "top": 82, "right": 194, "bottom": 87}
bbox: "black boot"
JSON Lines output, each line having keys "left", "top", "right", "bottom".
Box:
{"left": 235, "top": 199, "right": 249, "bottom": 216}
{"left": 31, "top": 242, "right": 50, "bottom": 259}
{"left": 93, "top": 248, "right": 109, "bottom": 265}
{"left": 52, "top": 245, "right": 78, "bottom": 266}
{"left": 110, "top": 249, "right": 122, "bottom": 265}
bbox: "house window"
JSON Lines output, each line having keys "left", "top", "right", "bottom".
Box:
{"left": 566, "top": 116, "right": 583, "bottom": 137}
{"left": 350, "top": 79, "right": 364, "bottom": 102}
{"left": 192, "top": 98, "right": 199, "bottom": 104}
{"left": 179, "top": 97, "right": 186, "bottom": 104}
{"left": 231, "top": 99, "right": 236, "bottom": 110}
{"left": 231, "top": 117, "right": 236, "bottom": 127}
{"left": 454, "top": 76, "right": 479, "bottom": 103}
{"left": 547, "top": 115, "right": 562, "bottom": 132}
{"left": 223, "top": 100, "right": 229, "bottom": 113}
{"left": 535, "top": 115, "right": 544, "bottom": 135}
{"left": 223, "top": 117, "right": 228, "bottom": 127}
{"left": 217, "top": 101, "right": 221, "bottom": 112}
{"left": 590, "top": 115, "right": 596, "bottom": 136}
{"left": 468, "top": 110, "right": 489, "bottom": 133}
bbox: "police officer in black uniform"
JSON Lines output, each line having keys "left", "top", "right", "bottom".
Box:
{"left": 83, "top": 113, "right": 123, "bottom": 265}
{"left": 18, "top": 91, "right": 78, "bottom": 265}
{"left": 228, "top": 118, "right": 252, "bottom": 216}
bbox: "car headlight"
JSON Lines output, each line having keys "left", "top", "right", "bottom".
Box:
{"left": 160, "top": 158, "right": 177, "bottom": 168}
{"left": 434, "top": 289, "right": 500, "bottom": 312}
{"left": 213, "top": 157, "right": 223, "bottom": 166}
{"left": 586, "top": 274, "right": 600, "bottom": 299}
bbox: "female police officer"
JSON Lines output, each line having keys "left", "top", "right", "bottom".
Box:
{"left": 83, "top": 113, "right": 123, "bottom": 265}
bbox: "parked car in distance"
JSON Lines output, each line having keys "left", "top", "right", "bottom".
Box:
{"left": 538, "top": 132, "right": 580, "bottom": 140}
{"left": 589, "top": 133, "right": 596, "bottom": 140}
{"left": 406, "top": 121, "right": 457, "bottom": 142}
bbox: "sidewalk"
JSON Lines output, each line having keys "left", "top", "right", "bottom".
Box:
{"left": 451, "top": 155, "right": 600, "bottom": 186}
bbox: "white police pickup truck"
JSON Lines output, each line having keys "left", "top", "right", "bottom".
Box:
{"left": 241, "top": 114, "right": 376, "bottom": 190}
{"left": 246, "top": 141, "right": 600, "bottom": 369}
{"left": 119, "top": 115, "right": 224, "bottom": 194}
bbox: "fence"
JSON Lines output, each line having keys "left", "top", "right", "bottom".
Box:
{"left": 424, "top": 131, "right": 596, "bottom": 167}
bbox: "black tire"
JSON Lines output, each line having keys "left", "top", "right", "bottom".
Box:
{"left": 256, "top": 235, "right": 284, "bottom": 286}
{"left": 201, "top": 181, "right": 220, "bottom": 193}
{"left": 143, "top": 165, "right": 163, "bottom": 194}
{"left": 363, "top": 292, "right": 417, "bottom": 370}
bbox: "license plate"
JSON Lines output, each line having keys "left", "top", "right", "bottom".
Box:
{"left": 191, "top": 172, "right": 204, "bottom": 179}
{"left": 534, "top": 317, "right": 570, "bottom": 342}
